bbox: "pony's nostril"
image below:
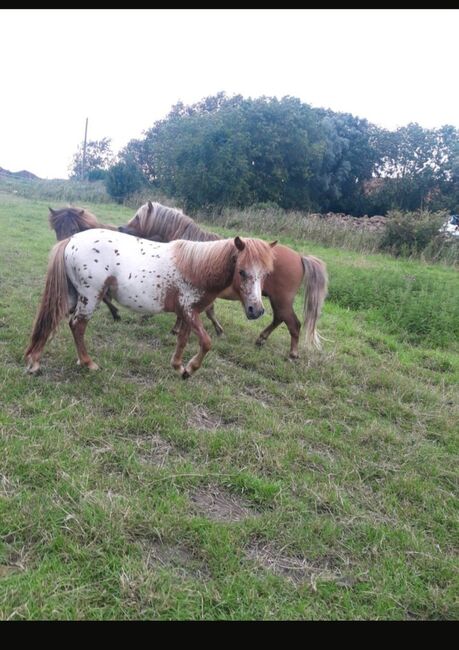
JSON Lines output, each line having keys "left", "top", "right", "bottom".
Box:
{"left": 248, "top": 305, "right": 254, "bottom": 314}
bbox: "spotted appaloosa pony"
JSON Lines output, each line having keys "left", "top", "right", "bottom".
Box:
{"left": 48, "top": 206, "right": 122, "bottom": 321}
{"left": 119, "top": 201, "right": 328, "bottom": 357}
{"left": 25, "top": 230, "right": 276, "bottom": 379}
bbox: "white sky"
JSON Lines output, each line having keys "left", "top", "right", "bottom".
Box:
{"left": 1, "top": 8, "right": 459, "bottom": 179}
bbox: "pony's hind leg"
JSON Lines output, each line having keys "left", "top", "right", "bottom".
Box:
{"left": 26, "top": 286, "right": 77, "bottom": 375}
{"left": 171, "top": 315, "right": 182, "bottom": 336}
{"left": 103, "top": 296, "right": 121, "bottom": 321}
{"left": 69, "top": 316, "right": 99, "bottom": 370}
{"left": 283, "top": 310, "right": 301, "bottom": 359}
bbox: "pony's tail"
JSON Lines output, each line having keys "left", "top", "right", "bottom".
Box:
{"left": 301, "top": 255, "right": 328, "bottom": 350}
{"left": 25, "top": 239, "right": 71, "bottom": 363}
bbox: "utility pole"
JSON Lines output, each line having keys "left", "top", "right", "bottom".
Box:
{"left": 81, "top": 117, "right": 88, "bottom": 181}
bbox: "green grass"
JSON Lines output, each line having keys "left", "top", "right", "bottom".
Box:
{"left": 0, "top": 193, "right": 458, "bottom": 620}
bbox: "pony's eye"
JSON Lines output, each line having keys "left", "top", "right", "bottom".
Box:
{"left": 239, "top": 269, "right": 247, "bottom": 279}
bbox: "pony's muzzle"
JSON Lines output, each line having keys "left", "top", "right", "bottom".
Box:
{"left": 246, "top": 305, "right": 265, "bottom": 320}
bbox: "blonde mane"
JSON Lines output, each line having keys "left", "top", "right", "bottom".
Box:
{"left": 172, "top": 237, "right": 275, "bottom": 291}
{"left": 130, "top": 202, "right": 220, "bottom": 242}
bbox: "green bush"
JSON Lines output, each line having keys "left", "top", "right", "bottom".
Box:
{"left": 105, "top": 162, "right": 145, "bottom": 204}
{"left": 379, "top": 209, "right": 448, "bottom": 257}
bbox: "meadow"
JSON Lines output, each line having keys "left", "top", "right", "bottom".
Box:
{"left": 0, "top": 192, "right": 458, "bottom": 620}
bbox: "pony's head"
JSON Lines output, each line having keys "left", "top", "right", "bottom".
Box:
{"left": 232, "top": 236, "right": 277, "bottom": 320}
{"left": 118, "top": 201, "right": 153, "bottom": 237}
{"left": 49, "top": 207, "right": 101, "bottom": 241}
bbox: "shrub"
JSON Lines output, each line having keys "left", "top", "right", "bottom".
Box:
{"left": 379, "top": 209, "right": 448, "bottom": 257}
{"left": 105, "top": 162, "right": 145, "bottom": 204}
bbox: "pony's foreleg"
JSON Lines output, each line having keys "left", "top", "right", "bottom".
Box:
{"left": 255, "top": 315, "right": 282, "bottom": 348}
{"left": 255, "top": 296, "right": 283, "bottom": 348}
{"left": 255, "top": 297, "right": 301, "bottom": 359}
{"left": 205, "top": 303, "right": 224, "bottom": 336}
{"left": 171, "top": 320, "right": 191, "bottom": 375}
{"left": 182, "top": 311, "right": 212, "bottom": 379}
{"left": 69, "top": 316, "right": 99, "bottom": 370}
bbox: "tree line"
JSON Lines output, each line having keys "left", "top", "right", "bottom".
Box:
{"left": 70, "top": 92, "right": 459, "bottom": 216}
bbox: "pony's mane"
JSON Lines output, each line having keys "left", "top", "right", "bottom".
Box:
{"left": 49, "top": 207, "right": 116, "bottom": 240}
{"left": 172, "top": 237, "right": 275, "bottom": 291}
{"left": 132, "top": 202, "right": 220, "bottom": 242}
{"left": 237, "top": 238, "right": 275, "bottom": 273}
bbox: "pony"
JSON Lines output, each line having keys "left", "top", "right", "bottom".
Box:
{"left": 48, "top": 206, "right": 121, "bottom": 322}
{"left": 119, "top": 201, "right": 328, "bottom": 358}
{"left": 25, "top": 230, "right": 276, "bottom": 379}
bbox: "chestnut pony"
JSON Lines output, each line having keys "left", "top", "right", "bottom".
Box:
{"left": 119, "top": 201, "right": 328, "bottom": 357}
{"left": 25, "top": 230, "right": 275, "bottom": 379}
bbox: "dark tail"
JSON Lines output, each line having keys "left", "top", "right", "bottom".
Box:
{"left": 301, "top": 255, "right": 328, "bottom": 350}
{"left": 25, "top": 239, "right": 71, "bottom": 361}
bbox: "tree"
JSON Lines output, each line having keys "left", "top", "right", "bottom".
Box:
{"left": 69, "top": 137, "right": 114, "bottom": 181}
{"left": 315, "top": 109, "right": 382, "bottom": 214}
{"left": 370, "top": 123, "right": 459, "bottom": 211}
{"left": 105, "top": 160, "right": 144, "bottom": 203}
{"left": 126, "top": 93, "right": 329, "bottom": 211}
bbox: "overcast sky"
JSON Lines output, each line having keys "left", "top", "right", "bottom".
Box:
{"left": 1, "top": 8, "right": 458, "bottom": 179}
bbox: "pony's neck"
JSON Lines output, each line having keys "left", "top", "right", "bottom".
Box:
{"left": 173, "top": 239, "right": 237, "bottom": 293}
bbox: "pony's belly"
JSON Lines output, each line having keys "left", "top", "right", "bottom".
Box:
{"left": 113, "top": 283, "right": 166, "bottom": 314}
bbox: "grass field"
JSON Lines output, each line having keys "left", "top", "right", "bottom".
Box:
{"left": 0, "top": 193, "right": 458, "bottom": 620}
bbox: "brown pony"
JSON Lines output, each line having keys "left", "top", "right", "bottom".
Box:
{"left": 25, "top": 231, "right": 275, "bottom": 379}
{"left": 48, "top": 206, "right": 122, "bottom": 321}
{"left": 119, "top": 201, "right": 328, "bottom": 357}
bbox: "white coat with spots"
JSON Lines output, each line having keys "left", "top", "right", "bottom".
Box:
{"left": 64, "top": 229, "right": 202, "bottom": 319}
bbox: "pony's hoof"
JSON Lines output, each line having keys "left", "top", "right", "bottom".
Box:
{"left": 288, "top": 353, "right": 299, "bottom": 361}
{"left": 181, "top": 369, "right": 191, "bottom": 380}
{"left": 77, "top": 359, "right": 99, "bottom": 370}
{"left": 255, "top": 337, "right": 266, "bottom": 347}
{"left": 112, "top": 313, "right": 121, "bottom": 322}
{"left": 215, "top": 328, "right": 224, "bottom": 337}
{"left": 26, "top": 363, "right": 41, "bottom": 375}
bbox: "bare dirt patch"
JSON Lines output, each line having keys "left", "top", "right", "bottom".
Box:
{"left": 142, "top": 540, "right": 210, "bottom": 579}
{"left": 189, "top": 485, "right": 260, "bottom": 522}
{"left": 244, "top": 540, "right": 357, "bottom": 588}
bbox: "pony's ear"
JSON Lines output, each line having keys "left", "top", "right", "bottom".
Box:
{"left": 234, "top": 236, "right": 245, "bottom": 251}
{"left": 48, "top": 207, "right": 56, "bottom": 215}
{"left": 147, "top": 200, "right": 153, "bottom": 215}
{"left": 269, "top": 240, "right": 278, "bottom": 248}
{"left": 78, "top": 209, "right": 85, "bottom": 216}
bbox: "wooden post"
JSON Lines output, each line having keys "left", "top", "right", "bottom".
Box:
{"left": 81, "top": 118, "right": 88, "bottom": 181}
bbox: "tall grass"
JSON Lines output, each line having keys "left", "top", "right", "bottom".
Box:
{"left": 0, "top": 176, "right": 110, "bottom": 204}
{"left": 203, "top": 205, "right": 384, "bottom": 254}
{"left": 200, "top": 205, "right": 459, "bottom": 266}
